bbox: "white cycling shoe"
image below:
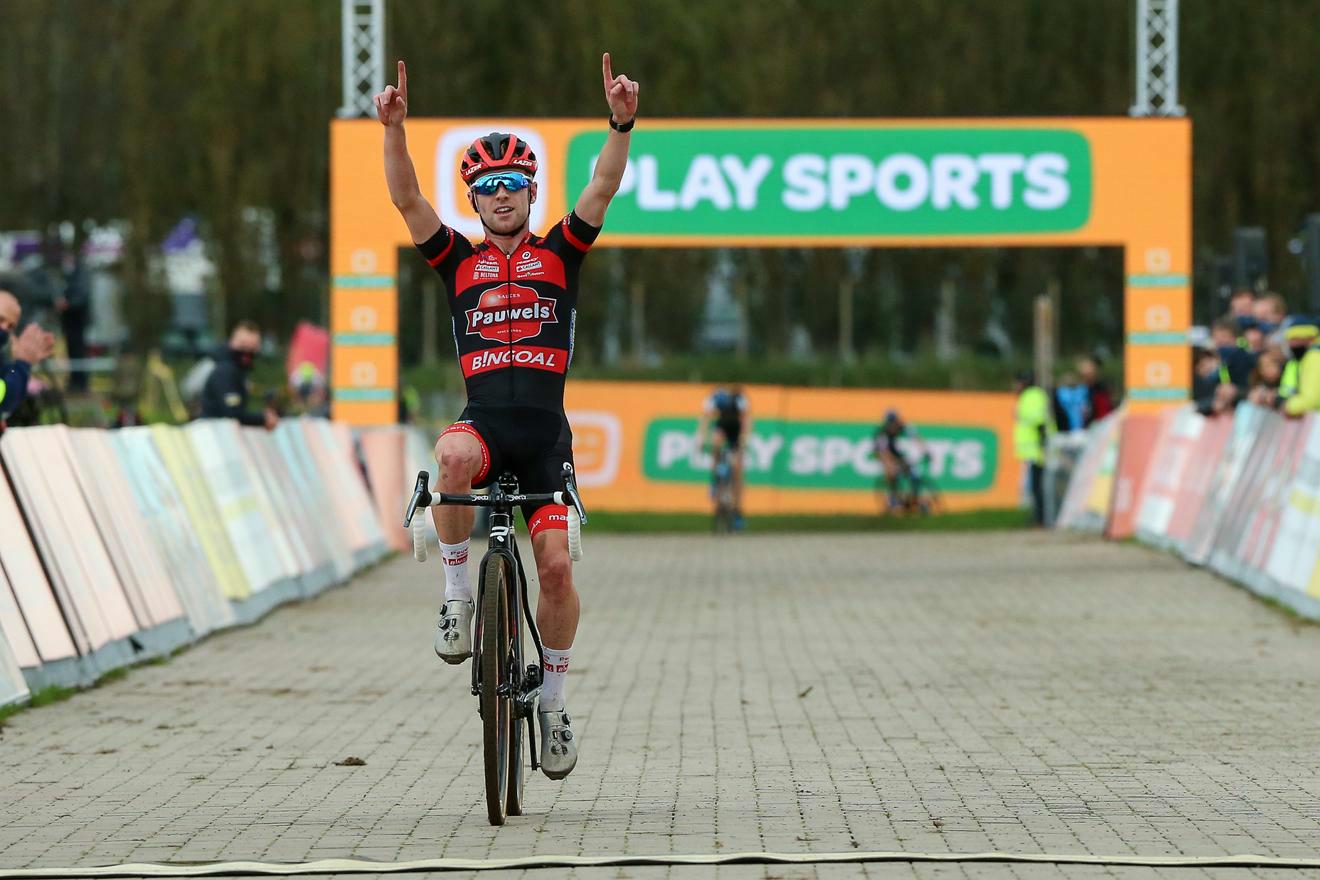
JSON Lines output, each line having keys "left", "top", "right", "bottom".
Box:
{"left": 538, "top": 706, "right": 578, "bottom": 779}
{"left": 434, "top": 599, "right": 473, "bottom": 664}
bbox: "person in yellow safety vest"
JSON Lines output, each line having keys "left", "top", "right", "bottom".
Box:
{"left": 1014, "top": 370, "right": 1057, "bottom": 527}
{"left": 1282, "top": 317, "right": 1320, "bottom": 417}
{"left": 1278, "top": 317, "right": 1318, "bottom": 408}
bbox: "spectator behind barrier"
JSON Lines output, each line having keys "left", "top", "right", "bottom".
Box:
{"left": 1077, "top": 356, "right": 1114, "bottom": 425}
{"left": 1282, "top": 317, "right": 1320, "bottom": 418}
{"left": 199, "top": 320, "right": 278, "bottom": 430}
{"left": 1211, "top": 318, "right": 1254, "bottom": 390}
{"left": 1229, "top": 288, "right": 1256, "bottom": 320}
{"left": 0, "top": 289, "right": 56, "bottom": 429}
{"left": 1255, "top": 292, "right": 1288, "bottom": 346}
{"left": 1192, "top": 345, "right": 1222, "bottom": 416}
{"left": 1053, "top": 372, "right": 1089, "bottom": 433}
{"left": 1237, "top": 316, "right": 1266, "bottom": 354}
{"left": 1247, "top": 348, "right": 1286, "bottom": 409}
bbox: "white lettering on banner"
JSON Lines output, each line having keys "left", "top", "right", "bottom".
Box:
{"left": 721, "top": 155, "right": 774, "bottom": 208}
{"left": 931, "top": 154, "right": 979, "bottom": 210}
{"left": 610, "top": 154, "right": 775, "bottom": 212}
{"left": 636, "top": 155, "right": 678, "bottom": 210}
{"left": 977, "top": 154, "right": 1026, "bottom": 208}
{"left": 783, "top": 154, "right": 828, "bottom": 211}
{"left": 653, "top": 428, "right": 986, "bottom": 483}
{"left": 745, "top": 433, "right": 783, "bottom": 471}
{"left": 830, "top": 154, "right": 875, "bottom": 210}
{"left": 681, "top": 155, "right": 733, "bottom": 210}
{"left": 656, "top": 431, "right": 691, "bottom": 469}
{"left": 1023, "top": 154, "right": 1070, "bottom": 209}
{"left": 617, "top": 151, "right": 1074, "bottom": 214}
{"left": 875, "top": 154, "right": 929, "bottom": 211}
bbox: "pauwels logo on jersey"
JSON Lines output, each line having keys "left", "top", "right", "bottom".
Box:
{"left": 465, "top": 283, "right": 558, "bottom": 344}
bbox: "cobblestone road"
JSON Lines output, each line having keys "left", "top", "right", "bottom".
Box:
{"left": 2, "top": 531, "right": 1320, "bottom": 880}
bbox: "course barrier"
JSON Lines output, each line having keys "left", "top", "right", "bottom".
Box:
{"left": 0, "top": 418, "right": 389, "bottom": 693}
{"left": 1054, "top": 403, "right": 1320, "bottom": 620}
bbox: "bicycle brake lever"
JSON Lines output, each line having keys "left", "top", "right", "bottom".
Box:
{"left": 403, "top": 470, "right": 432, "bottom": 528}
{"left": 561, "top": 462, "right": 588, "bottom": 526}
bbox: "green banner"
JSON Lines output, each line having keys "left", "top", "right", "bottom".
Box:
{"left": 642, "top": 418, "right": 998, "bottom": 492}
{"left": 566, "top": 127, "right": 1092, "bottom": 236}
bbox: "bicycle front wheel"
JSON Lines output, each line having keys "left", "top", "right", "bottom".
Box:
{"left": 479, "top": 553, "right": 512, "bottom": 826}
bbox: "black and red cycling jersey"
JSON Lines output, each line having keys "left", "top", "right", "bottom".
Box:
{"left": 417, "top": 212, "right": 601, "bottom": 412}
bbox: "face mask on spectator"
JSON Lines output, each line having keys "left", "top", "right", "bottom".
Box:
{"left": 1290, "top": 344, "right": 1311, "bottom": 360}
{"left": 232, "top": 347, "right": 256, "bottom": 370}
{"left": 0, "top": 328, "right": 8, "bottom": 348}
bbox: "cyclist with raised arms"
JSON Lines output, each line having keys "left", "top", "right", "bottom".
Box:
{"left": 375, "top": 54, "right": 638, "bottom": 780}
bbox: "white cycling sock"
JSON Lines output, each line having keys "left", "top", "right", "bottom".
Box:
{"left": 540, "top": 646, "right": 571, "bottom": 712}
{"left": 440, "top": 539, "right": 472, "bottom": 602}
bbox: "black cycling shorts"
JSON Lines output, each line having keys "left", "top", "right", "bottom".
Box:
{"left": 716, "top": 421, "right": 742, "bottom": 451}
{"left": 440, "top": 404, "right": 574, "bottom": 538}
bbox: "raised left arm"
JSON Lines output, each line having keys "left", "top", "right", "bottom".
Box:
{"left": 575, "top": 52, "right": 639, "bottom": 227}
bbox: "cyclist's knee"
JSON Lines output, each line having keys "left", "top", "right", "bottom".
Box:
{"left": 535, "top": 546, "right": 573, "bottom": 600}
{"left": 435, "top": 434, "right": 482, "bottom": 489}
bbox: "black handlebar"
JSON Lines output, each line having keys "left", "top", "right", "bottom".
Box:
{"left": 403, "top": 466, "right": 587, "bottom": 529}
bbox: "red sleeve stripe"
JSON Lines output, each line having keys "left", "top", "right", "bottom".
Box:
{"left": 426, "top": 232, "right": 455, "bottom": 267}
{"left": 561, "top": 218, "right": 591, "bottom": 253}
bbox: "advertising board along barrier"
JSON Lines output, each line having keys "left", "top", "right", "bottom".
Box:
{"left": 0, "top": 427, "right": 161, "bottom": 681}
{"left": 0, "top": 629, "right": 26, "bottom": 708}
{"left": 65, "top": 429, "right": 191, "bottom": 654}
{"left": 1207, "top": 411, "right": 1305, "bottom": 595}
{"left": 149, "top": 425, "right": 254, "bottom": 606}
{"left": 241, "top": 429, "right": 339, "bottom": 597}
{"left": 0, "top": 445, "right": 80, "bottom": 686}
{"left": 1263, "top": 415, "right": 1320, "bottom": 615}
{"left": 112, "top": 429, "right": 235, "bottom": 637}
{"left": 1134, "top": 407, "right": 1202, "bottom": 548}
{"left": 271, "top": 421, "right": 356, "bottom": 582}
{"left": 1183, "top": 404, "right": 1267, "bottom": 566}
{"left": 186, "top": 420, "right": 303, "bottom": 620}
{"left": 1053, "top": 410, "right": 1122, "bottom": 532}
{"left": 1104, "top": 412, "right": 1161, "bottom": 540}
{"left": 556, "top": 380, "right": 1018, "bottom": 515}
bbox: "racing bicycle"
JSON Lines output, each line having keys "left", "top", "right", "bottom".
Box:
{"left": 403, "top": 463, "right": 587, "bottom": 826}
{"left": 710, "top": 443, "right": 738, "bottom": 533}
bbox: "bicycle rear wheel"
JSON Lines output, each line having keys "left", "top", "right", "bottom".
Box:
{"left": 479, "top": 554, "right": 512, "bottom": 826}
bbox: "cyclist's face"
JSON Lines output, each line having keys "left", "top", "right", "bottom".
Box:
{"left": 471, "top": 180, "right": 536, "bottom": 236}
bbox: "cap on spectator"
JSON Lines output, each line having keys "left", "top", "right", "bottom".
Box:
{"left": 1283, "top": 316, "right": 1320, "bottom": 341}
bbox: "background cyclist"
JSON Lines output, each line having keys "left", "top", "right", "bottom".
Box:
{"left": 375, "top": 53, "right": 639, "bottom": 781}
{"left": 698, "top": 384, "right": 750, "bottom": 529}
{"left": 874, "top": 409, "right": 925, "bottom": 512}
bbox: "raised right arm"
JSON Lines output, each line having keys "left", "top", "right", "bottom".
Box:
{"left": 376, "top": 60, "right": 442, "bottom": 244}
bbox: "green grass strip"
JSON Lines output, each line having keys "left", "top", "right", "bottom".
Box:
{"left": 585, "top": 508, "right": 1029, "bottom": 533}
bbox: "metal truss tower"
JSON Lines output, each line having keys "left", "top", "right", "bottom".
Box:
{"left": 1130, "top": 0, "right": 1185, "bottom": 117}
{"left": 338, "top": 0, "right": 385, "bottom": 119}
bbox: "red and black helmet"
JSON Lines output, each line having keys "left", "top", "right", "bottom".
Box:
{"left": 459, "top": 132, "right": 538, "bottom": 186}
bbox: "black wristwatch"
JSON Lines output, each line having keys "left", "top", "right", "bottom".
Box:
{"left": 609, "top": 115, "right": 635, "bottom": 133}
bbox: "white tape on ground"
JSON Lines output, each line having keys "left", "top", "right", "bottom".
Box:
{"left": 3, "top": 850, "right": 1320, "bottom": 877}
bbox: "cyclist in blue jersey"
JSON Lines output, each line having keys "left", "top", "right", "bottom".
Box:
{"left": 375, "top": 54, "right": 639, "bottom": 780}
{"left": 698, "top": 385, "right": 750, "bottom": 528}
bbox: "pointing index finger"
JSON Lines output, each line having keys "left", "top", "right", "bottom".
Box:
{"left": 602, "top": 52, "right": 613, "bottom": 90}
{"left": 397, "top": 60, "right": 407, "bottom": 98}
